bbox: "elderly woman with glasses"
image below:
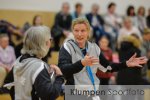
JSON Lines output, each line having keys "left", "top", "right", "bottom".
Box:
{"left": 58, "top": 18, "right": 148, "bottom": 91}
{"left": 4, "top": 26, "right": 64, "bottom": 100}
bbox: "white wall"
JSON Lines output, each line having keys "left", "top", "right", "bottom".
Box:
{"left": 0, "top": 0, "right": 150, "bottom": 15}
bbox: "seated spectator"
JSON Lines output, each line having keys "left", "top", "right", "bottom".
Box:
{"left": 135, "top": 6, "right": 147, "bottom": 33}
{"left": 86, "top": 4, "right": 108, "bottom": 44}
{"left": 0, "top": 34, "right": 16, "bottom": 87}
{"left": 104, "top": 2, "right": 122, "bottom": 51}
{"left": 33, "top": 15, "right": 43, "bottom": 26}
{"left": 0, "top": 34, "right": 16, "bottom": 72}
{"left": 146, "top": 8, "right": 150, "bottom": 28}
{"left": 117, "top": 34, "right": 150, "bottom": 85}
{"left": 141, "top": 28, "right": 150, "bottom": 68}
{"left": 96, "top": 35, "right": 114, "bottom": 85}
{"left": 118, "top": 17, "right": 142, "bottom": 48}
{"left": 72, "top": 3, "right": 84, "bottom": 19}
{"left": 0, "top": 20, "right": 23, "bottom": 46}
{"left": 51, "top": 2, "right": 72, "bottom": 51}
{"left": 22, "top": 15, "right": 42, "bottom": 33}
{"left": 126, "top": 5, "right": 136, "bottom": 25}
{"left": 104, "top": 2, "right": 122, "bottom": 37}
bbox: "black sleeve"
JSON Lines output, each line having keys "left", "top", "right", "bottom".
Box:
{"left": 4, "top": 68, "right": 15, "bottom": 100}
{"left": 4, "top": 68, "right": 14, "bottom": 84}
{"left": 54, "top": 13, "right": 63, "bottom": 32}
{"left": 85, "top": 14, "right": 92, "bottom": 25}
{"left": 99, "top": 15, "right": 105, "bottom": 25}
{"left": 147, "top": 17, "right": 150, "bottom": 27}
{"left": 33, "top": 67, "right": 64, "bottom": 100}
{"left": 67, "top": 15, "right": 72, "bottom": 30}
{"left": 58, "top": 46, "right": 84, "bottom": 78}
{"left": 147, "top": 59, "right": 150, "bottom": 69}
{"left": 99, "top": 53, "right": 127, "bottom": 72}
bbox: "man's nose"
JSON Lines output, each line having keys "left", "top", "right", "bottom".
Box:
{"left": 78, "top": 31, "right": 82, "bottom": 36}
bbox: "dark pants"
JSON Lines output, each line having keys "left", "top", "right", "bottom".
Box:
{"left": 99, "top": 78, "right": 110, "bottom": 85}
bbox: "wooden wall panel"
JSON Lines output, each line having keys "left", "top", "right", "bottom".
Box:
{"left": 0, "top": 9, "right": 56, "bottom": 28}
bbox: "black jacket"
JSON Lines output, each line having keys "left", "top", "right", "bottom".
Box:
{"left": 117, "top": 41, "right": 148, "bottom": 85}
{"left": 147, "top": 15, "right": 150, "bottom": 28}
{"left": 86, "top": 13, "right": 105, "bottom": 27}
{"left": 51, "top": 12, "right": 72, "bottom": 37}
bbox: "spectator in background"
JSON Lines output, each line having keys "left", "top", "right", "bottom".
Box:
{"left": 96, "top": 35, "right": 114, "bottom": 85}
{"left": 146, "top": 8, "right": 150, "bottom": 28}
{"left": 51, "top": 2, "right": 72, "bottom": 51}
{"left": 118, "top": 17, "right": 142, "bottom": 48}
{"left": 135, "top": 6, "right": 147, "bottom": 33}
{"left": 141, "top": 28, "right": 150, "bottom": 70}
{"left": 33, "top": 15, "right": 43, "bottom": 26}
{"left": 104, "top": 2, "right": 122, "bottom": 51}
{"left": 0, "top": 34, "right": 16, "bottom": 72}
{"left": 0, "top": 20, "right": 23, "bottom": 47}
{"left": 72, "top": 3, "right": 84, "bottom": 19}
{"left": 22, "top": 15, "right": 42, "bottom": 33}
{"left": 0, "top": 34, "right": 16, "bottom": 87}
{"left": 117, "top": 34, "right": 150, "bottom": 85}
{"left": 126, "top": 5, "right": 136, "bottom": 25}
{"left": 86, "top": 4, "right": 108, "bottom": 44}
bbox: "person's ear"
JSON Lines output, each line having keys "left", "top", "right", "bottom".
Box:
{"left": 46, "top": 40, "right": 51, "bottom": 47}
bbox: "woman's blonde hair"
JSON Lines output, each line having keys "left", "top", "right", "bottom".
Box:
{"left": 137, "top": 6, "right": 145, "bottom": 16}
{"left": 72, "top": 17, "right": 91, "bottom": 31}
{"left": 21, "top": 26, "right": 51, "bottom": 58}
{"left": 122, "top": 34, "right": 141, "bottom": 48}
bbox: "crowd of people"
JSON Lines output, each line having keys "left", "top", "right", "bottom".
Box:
{"left": 0, "top": 1, "right": 150, "bottom": 100}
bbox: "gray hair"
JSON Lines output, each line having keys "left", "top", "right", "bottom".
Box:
{"left": 21, "top": 26, "right": 51, "bottom": 58}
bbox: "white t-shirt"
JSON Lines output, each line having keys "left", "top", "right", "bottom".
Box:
{"left": 118, "top": 26, "right": 142, "bottom": 45}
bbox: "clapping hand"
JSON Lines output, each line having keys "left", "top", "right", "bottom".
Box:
{"left": 126, "top": 53, "right": 148, "bottom": 67}
{"left": 81, "top": 54, "right": 99, "bottom": 67}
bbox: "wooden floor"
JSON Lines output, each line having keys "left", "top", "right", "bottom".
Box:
{"left": 0, "top": 94, "right": 11, "bottom": 100}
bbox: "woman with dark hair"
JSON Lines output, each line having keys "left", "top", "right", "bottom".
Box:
{"left": 72, "top": 3, "right": 84, "bottom": 19}
{"left": 96, "top": 35, "right": 113, "bottom": 85}
{"left": 127, "top": 5, "right": 135, "bottom": 16}
{"left": 32, "top": 15, "right": 43, "bottom": 26}
{"left": 126, "top": 5, "right": 136, "bottom": 26}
